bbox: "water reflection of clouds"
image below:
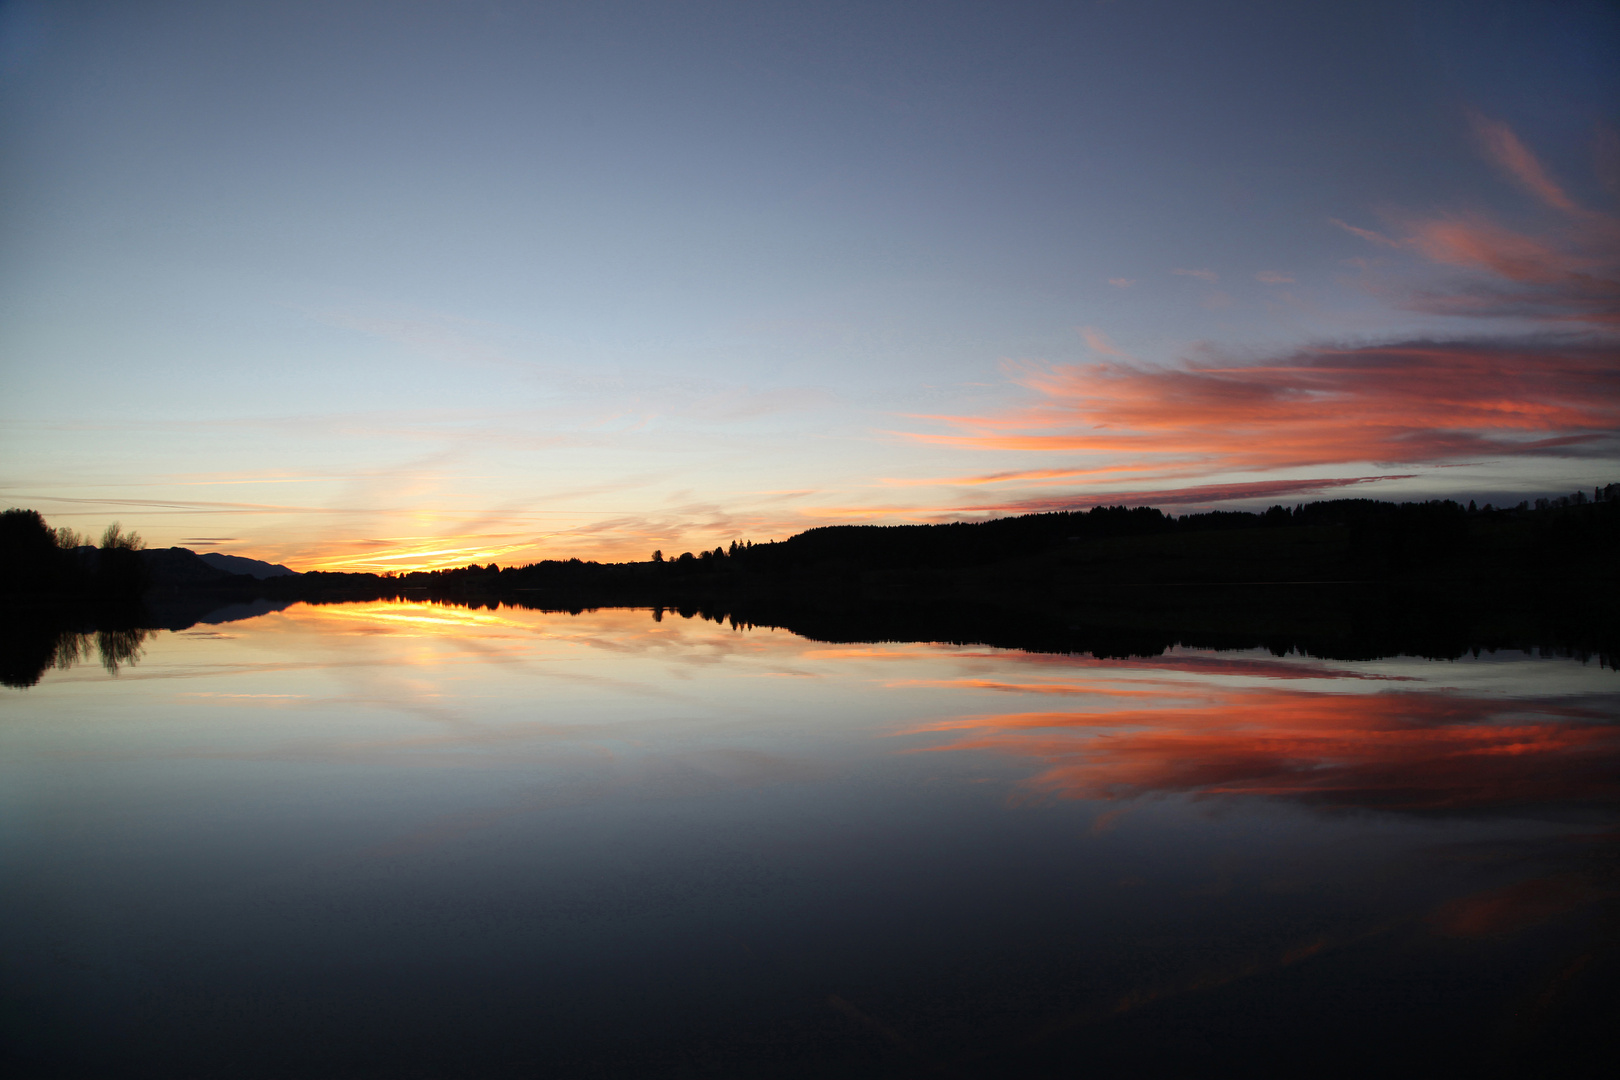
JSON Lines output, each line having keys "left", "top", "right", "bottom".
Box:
{"left": 14, "top": 601, "right": 1620, "bottom": 1065}
{"left": 39, "top": 604, "right": 1620, "bottom": 823}
{"left": 280, "top": 601, "right": 796, "bottom": 668}
{"left": 906, "top": 672, "right": 1620, "bottom": 816}
{"left": 108, "top": 602, "right": 864, "bottom": 774}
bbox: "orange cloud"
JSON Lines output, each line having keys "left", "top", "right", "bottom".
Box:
{"left": 909, "top": 688, "right": 1620, "bottom": 815}
{"left": 906, "top": 338, "right": 1619, "bottom": 475}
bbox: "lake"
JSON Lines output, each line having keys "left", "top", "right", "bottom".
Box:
{"left": 3, "top": 600, "right": 1617, "bottom": 1077}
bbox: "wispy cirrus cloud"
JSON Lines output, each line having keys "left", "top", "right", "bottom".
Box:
{"left": 1470, "top": 111, "right": 1579, "bottom": 213}
{"left": 947, "top": 474, "right": 1419, "bottom": 515}
{"left": 1390, "top": 213, "right": 1620, "bottom": 326}
{"left": 1329, "top": 218, "right": 1401, "bottom": 247}
{"left": 879, "top": 463, "right": 1174, "bottom": 488}
{"left": 1079, "top": 326, "right": 1131, "bottom": 358}
{"left": 1336, "top": 115, "right": 1620, "bottom": 327}
{"left": 887, "top": 119, "right": 1619, "bottom": 511}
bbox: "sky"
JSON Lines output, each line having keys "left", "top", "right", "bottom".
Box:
{"left": 2, "top": 0, "right": 1617, "bottom": 571}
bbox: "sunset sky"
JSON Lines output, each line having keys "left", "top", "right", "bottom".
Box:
{"left": 3, "top": 0, "right": 1617, "bottom": 571}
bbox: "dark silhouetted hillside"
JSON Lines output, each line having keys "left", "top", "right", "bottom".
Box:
{"left": 197, "top": 552, "right": 299, "bottom": 579}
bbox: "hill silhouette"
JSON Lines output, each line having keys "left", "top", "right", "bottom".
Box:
{"left": 197, "top": 552, "right": 299, "bottom": 579}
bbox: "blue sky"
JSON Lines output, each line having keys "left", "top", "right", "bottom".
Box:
{"left": 2, "top": 0, "right": 1616, "bottom": 568}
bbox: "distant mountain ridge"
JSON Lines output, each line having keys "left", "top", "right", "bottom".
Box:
{"left": 196, "top": 552, "right": 299, "bottom": 579}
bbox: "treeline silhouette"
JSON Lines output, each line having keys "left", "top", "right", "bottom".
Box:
{"left": 1, "top": 508, "right": 148, "bottom": 600}
{"left": 5, "top": 488, "right": 1617, "bottom": 686}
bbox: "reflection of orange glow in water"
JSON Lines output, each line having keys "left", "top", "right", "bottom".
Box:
{"left": 282, "top": 600, "right": 544, "bottom": 634}
{"left": 254, "top": 600, "right": 905, "bottom": 669}
{"left": 1432, "top": 871, "right": 1612, "bottom": 938}
{"left": 908, "top": 689, "right": 1620, "bottom": 812}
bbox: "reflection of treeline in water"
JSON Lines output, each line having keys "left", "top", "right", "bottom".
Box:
{"left": 373, "top": 581, "right": 1613, "bottom": 670}
{"left": 304, "top": 486, "right": 1618, "bottom": 666}
{"left": 4, "top": 488, "right": 1617, "bottom": 677}
{"left": 1, "top": 615, "right": 155, "bottom": 688}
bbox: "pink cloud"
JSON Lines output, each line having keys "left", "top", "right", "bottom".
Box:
{"left": 955, "top": 475, "right": 1418, "bottom": 515}
{"left": 1395, "top": 215, "right": 1619, "bottom": 326}
{"left": 1469, "top": 111, "right": 1579, "bottom": 212}
{"left": 1407, "top": 215, "right": 1597, "bottom": 284}
{"left": 1255, "top": 271, "right": 1294, "bottom": 284}
{"left": 1079, "top": 326, "right": 1129, "bottom": 357}
{"left": 904, "top": 337, "right": 1620, "bottom": 474}
{"left": 1107, "top": 277, "right": 1136, "bottom": 288}
{"left": 1173, "top": 267, "right": 1218, "bottom": 282}
{"left": 1330, "top": 218, "right": 1401, "bottom": 247}
{"left": 1335, "top": 120, "right": 1620, "bottom": 327}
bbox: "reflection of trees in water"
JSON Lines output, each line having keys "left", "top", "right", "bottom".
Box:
{"left": 1, "top": 618, "right": 155, "bottom": 688}
{"left": 94, "top": 628, "right": 152, "bottom": 674}
{"left": 52, "top": 628, "right": 153, "bottom": 678}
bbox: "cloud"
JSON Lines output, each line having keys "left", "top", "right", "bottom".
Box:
{"left": 1330, "top": 218, "right": 1401, "bottom": 247}
{"left": 1367, "top": 220, "right": 1620, "bottom": 328}
{"left": 1393, "top": 215, "right": 1620, "bottom": 326}
{"left": 903, "top": 336, "right": 1620, "bottom": 476}
{"left": 879, "top": 463, "right": 1173, "bottom": 488}
{"left": 1107, "top": 277, "right": 1135, "bottom": 288}
{"left": 1408, "top": 216, "right": 1596, "bottom": 283}
{"left": 1469, "top": 111, "right": 1578, "bottom": 212}
{"left": 1431, "top": 865, "right": 1617, "bottom": 938}
{"left": 1255, "top": 271, "right": 1294, "bottom": 284}
{"left": 1333, "top": 119, "right": 1620, "bottom": 327}
{"left": 1079, "top": 326, "right": 1129, "bottom": 357}
{"left": 953, "top": 475, "right": 1418, "bottom": 515}
{"left": 1596, "top": 123, "right": 1620, "bottom": 200}
{"left": 1172, "top": 267, "right": 1218, "bottom": 282}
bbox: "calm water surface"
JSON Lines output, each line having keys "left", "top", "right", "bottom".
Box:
{"left": 3, "top": 601, "right": 1617, "bottom": 1077}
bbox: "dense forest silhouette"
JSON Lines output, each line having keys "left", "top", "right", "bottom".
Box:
{"left": 5, "top": 488, "right": 1617, "bottom": 686}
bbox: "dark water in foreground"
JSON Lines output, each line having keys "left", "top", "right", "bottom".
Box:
{"left": 3, "top": 601, "right": 1617, "bottom": 1078}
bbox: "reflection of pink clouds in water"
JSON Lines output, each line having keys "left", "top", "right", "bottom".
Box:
{"left": 1432, "top": 867, "right": 1617, "bottom": 938}
{"left": 163, "top": 605, "right": 1620, "bottom": 821}
{"left": 909, "top": 687, "right": 1620, "bottom": 813}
